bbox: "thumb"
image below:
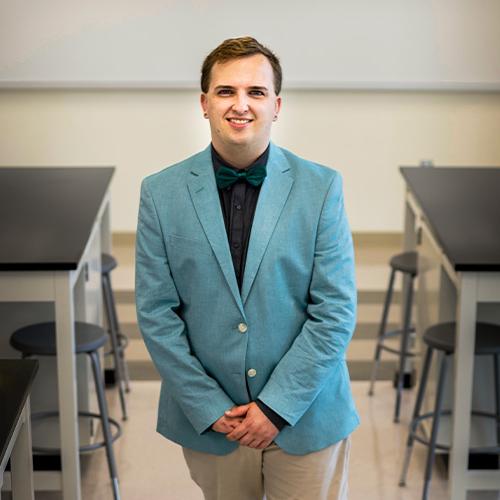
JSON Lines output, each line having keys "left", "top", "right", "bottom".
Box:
{"left": 225, "top": 404, "right": 250, "bottom": 417}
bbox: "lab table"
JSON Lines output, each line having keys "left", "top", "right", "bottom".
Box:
{"left": 401, "top": 166, "right": 500, "bottom": 500}
{"left": 0, "top": 359, "right": 38, "bottom": 500}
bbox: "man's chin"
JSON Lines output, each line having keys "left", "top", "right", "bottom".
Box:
{"left": 224, "top": 136, "right": 254, "bottom": 149}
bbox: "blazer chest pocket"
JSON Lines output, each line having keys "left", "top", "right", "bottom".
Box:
{"left": 165, "top": 233, "right": 214, "bottom": 259}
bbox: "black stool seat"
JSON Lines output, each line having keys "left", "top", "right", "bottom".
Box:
{"left": 424, "top": 321, "right": 500, "bottom": 355}
{"left": 10, "top": 322, "right": 107, "bottom": 356}
{"left": 102, "top": 253, "right": 118, "bottom": 274}
{"left": 389, "top": 251, "right": 418, "bottom": 276}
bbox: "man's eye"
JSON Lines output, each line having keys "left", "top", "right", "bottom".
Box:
{"left": 249, "top": 90, "right": 265, "bottom": 96}
{"left": 217, "top": 89, "right": 233, "bottom": 95}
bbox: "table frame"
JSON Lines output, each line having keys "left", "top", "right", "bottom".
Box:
{"left": 0, "top": 398, "right": 34, "bottom": 500}
{"left": 404, "top": 187, "right": 500, "bottom": 500}
{"left": 0, "top": 191, "right": 111, "bottom": 500}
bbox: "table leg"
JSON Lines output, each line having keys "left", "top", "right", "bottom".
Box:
{"left": 55, "top": 273, "right": 82, "bottom": 500}
{"left": 449, "top": 272, "right": 477, "bottom": 500}
{"left": 101, "top": 197, "right": 112, "bottom": 255}
{"left": 402, "top": 194, "right": 417, "bottom": 377}
{"left": 10, "top": 399, "right": 34, "bottom": 500}
{"left": 403, "top": 193, "right": 417, "bottom": 252}
{"left": 403, "top": 195, "right": 417, "bottom": 291}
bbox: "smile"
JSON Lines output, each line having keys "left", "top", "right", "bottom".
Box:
{"left": 227, "top": 118, "right": 252, "bottom": 124}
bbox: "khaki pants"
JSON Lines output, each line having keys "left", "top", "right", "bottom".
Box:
{"left": 182, "top": 438, "right": 350, "bottom": 500}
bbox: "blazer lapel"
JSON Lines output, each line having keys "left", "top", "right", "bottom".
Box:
{"left": 187, "top": 147, "right": 245, "bottom": 317}
{"left": 241, "top": 144, "right": 294, "bottom": 304}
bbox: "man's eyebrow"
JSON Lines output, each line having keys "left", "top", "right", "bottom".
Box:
{"left": 213, "top": 85, "right": 269, "bottom": 92}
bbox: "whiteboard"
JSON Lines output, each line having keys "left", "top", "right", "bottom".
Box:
{"left": 1, "top": 0, "right": 499, "bottom": 90}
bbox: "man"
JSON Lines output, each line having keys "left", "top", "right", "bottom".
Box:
{"left": 135, "top": 36, "right": 359, "bottom": 499}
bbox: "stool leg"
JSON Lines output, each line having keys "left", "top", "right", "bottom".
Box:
{"left": 105, "top": 272, "right": 131, "bottom": 393}
{"left": 399, "top": 346, "right": 433, "bottom": 486}
{"left": 368, "top": 268, "right": 396, "bottom": 396}
{"left": 103, "top": 273, "right": 128, "bottom": 420}
{"left": 394, "top": 275, "right": 414, "bottom": 423}
{"left": 422, "top": 352, "right": 448, "bottom": 500}
{"left": 89, "top": 351, "right": 121, "bottom": 500}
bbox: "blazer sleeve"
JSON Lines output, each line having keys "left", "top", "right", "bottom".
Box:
{"left": 257, "top": 173, "right": 357, "bottom": 426}
{"left": 135, "top": 179, "right": 235, "bottom": 434}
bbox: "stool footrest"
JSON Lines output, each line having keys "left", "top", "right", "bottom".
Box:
{"left": 381, "top": 327, "right": 416, "bottom": 339}
{"left": 411, "top": 409, "right": 500, "bottom": 454}
{"left": 380, "top": 344, "right": 417, "bottom": 357}
{"left": 31, "top": 410, "right": 122, "bottom": 455}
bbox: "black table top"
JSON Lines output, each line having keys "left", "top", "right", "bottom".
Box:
{"left": 0, "top": 167, "right": 114, "bottom": 270}
{"left": 400, "top": 167, "right": 500, "bottom": 271}
{"left": 0, "top": 359, "right": 38, "bottom": 466}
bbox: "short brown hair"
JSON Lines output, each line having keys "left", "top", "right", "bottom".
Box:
{"left": 201, "top": 37, "right": 282, "bottom": 95}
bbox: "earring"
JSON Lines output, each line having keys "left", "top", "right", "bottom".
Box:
{"left": 273, "top": 115, "right": 278, "bottom": 121}
{"left": 204, "top": 112, "right": 208, "bottom": 118}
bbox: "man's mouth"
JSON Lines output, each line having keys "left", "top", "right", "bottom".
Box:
{"left": 227, "top": 118, "right": 252, "bottom": 124}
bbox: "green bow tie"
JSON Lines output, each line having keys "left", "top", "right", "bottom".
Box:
{"left": 215, "top": 165, "right": 267, "bottom": 189}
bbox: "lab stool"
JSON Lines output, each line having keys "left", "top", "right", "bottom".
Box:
{"left": 399, "top": 321, "right": 500, "bottom": 500}
{"left": 10, "top": 321, "right": 122, "bottom": 500}
{"left": 368, "top": 250, "right": 418, "bottom": 422}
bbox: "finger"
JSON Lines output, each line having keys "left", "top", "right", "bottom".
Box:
{"left": 248, "top": 438, "right": 264, "bottom": 449}
{"left": 225, "top": 405, "right": 249, "bottom": 418}
{"left": 230, "top": 417, "right": 244, "bottom": 423}
{"left": 228, "top": 429, "right": 249, "bottom": 443}
{"left": 211, "top": 423, "right": 223, "bottom": 433}
{"left": 225, "top": 416, "right": 244, "bottom": 426}
{"left": 226, "top": 426, "right": 247, "bottom": 441}
{"left": 238, "top": 433, "right": 255, "bottom": 447}
{"left": 226, "top": 423, "right": 249, "bottom": 441}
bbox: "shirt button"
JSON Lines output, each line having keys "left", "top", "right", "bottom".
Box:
{"left": 233, "top": 242, "right": 240, "bottom": 249}
{"left": 238, "top": 323, "right": 248, "bottom": 333}
{"left": 247, "top": 368, "right": 257, "bottom": 378}
{"left": 235, "top": 204, "right": 242, "bottom": 210}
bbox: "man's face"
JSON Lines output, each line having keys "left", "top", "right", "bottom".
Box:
{"left": 200, "top": 54, "right": 281, "bottom": 156}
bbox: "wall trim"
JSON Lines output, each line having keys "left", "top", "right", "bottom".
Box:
{"left": 112, "top": 231, "right": 403, "bottom": 248}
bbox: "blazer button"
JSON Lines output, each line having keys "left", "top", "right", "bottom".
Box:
{"left": 238, "top": 323, "right": 248, "bottom": 333}
{"left": 247, "top": 368, "right": 257, "bottom": 378}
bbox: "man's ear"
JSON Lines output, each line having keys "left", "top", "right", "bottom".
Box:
{"left": 274, "top": 96, "right": 282, "bottom": 117}
{"left": 200, "top": 93, "right": 208, "bottom": 115}
{"left": 273, "top": 96, "right": 282, "bottom": 121}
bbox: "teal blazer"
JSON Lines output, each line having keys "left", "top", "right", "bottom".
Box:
{"left": 135, "top": 143, "right": 359, "bottom": 455}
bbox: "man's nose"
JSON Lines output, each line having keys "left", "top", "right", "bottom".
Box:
{"left": 232, "top": 93, "right": 249, "bottom": 114}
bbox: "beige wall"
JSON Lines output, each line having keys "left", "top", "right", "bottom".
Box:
{"left": 1, "top": 89, "right": 499, "bottom": 232}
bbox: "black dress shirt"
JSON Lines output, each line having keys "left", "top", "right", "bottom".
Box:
{"left": 211, "top": 145, "right": 288, "bottom": 431}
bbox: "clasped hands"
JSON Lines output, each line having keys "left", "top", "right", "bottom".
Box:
{"left": 212, "top": 401, "right": 279, "bottom": 449}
